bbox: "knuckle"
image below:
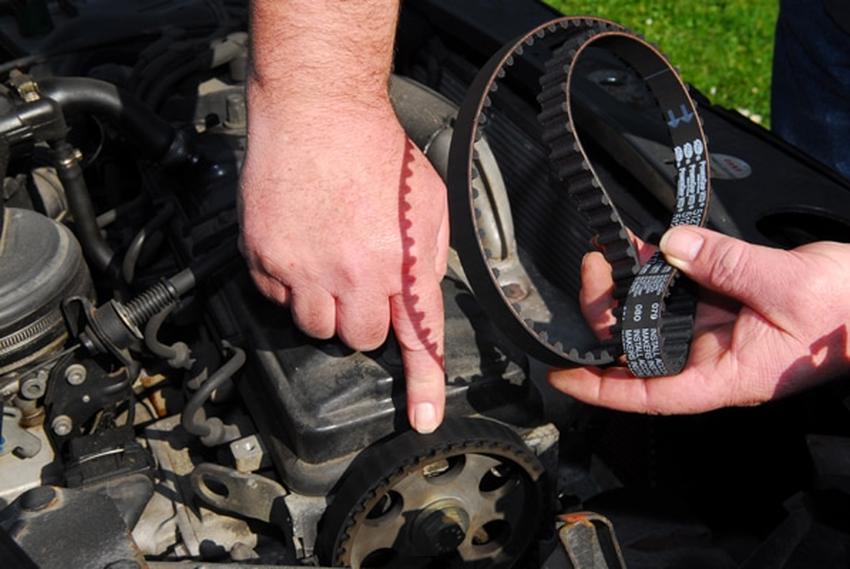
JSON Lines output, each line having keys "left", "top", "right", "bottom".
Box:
{"left": 342, "top": 323, "right": 389, "bottom": 352}
{"left": 335, "top": 263, "right": 363, "bottom": 291}
{"left": 293, "top": 310, "right": 333, "bottom": 340}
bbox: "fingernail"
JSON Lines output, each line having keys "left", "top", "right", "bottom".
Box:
{"left": 660, "top": 227, "right": 704, "bottom": 266}
{"left": 413, "top": 402, "right": 438, "bottom": 434}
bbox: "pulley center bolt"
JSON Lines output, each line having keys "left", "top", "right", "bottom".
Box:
{"left": 414, "top": 501, "right": 470, "bottom": 554}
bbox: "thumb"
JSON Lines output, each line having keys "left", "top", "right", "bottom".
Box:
{"left": 390, "top": 276, "right": 446, "bottom": 434}
{"left": 659, "top": 226, "right": 798, "bottom": 315}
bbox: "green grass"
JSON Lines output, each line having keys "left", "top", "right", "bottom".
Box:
{"left": 544, "top": 0, "right": 779, "bottom": 125}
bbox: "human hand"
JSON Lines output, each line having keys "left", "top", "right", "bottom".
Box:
{"left": 239, "top": 93, "right": 449, "bottom": 434}
{"left": 549, "top": 226, "right": 850, "bottom": 414}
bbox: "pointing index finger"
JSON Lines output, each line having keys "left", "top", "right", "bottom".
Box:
{"left": 390, "top": 275, "right": 446, "bottom": 434}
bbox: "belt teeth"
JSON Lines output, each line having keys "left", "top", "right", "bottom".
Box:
{"left": 597, "top": 225, "right": 624, "bottom": 245}
{"left": 537, "top": 83, "right": 566, "bottom": 104}
{"left": 553, "top": 153, "right": 588, "bottom": 179}
{"left": 661, "top": 326, "right": 693, "bottom": 344}
{"left": 662, "top": 315, "right": 695, "bottom": 335}
{"left": 603, "top": 239, "right": 634, "bottom": 260}
{"left": 569, "top": 172, "right": 600, "bottom": 196}
{"left": 550, "top": 141, "right": 580, "bottom": 161}
{"left": 538, "top": 102, "right": 568, "bottom": 123}
{"left": 540, "top": 67, "right": 571, "bottom": 87}
{"left": 574, "top": 191, "right": 606, "bottom": 213}
{"left": 541, "top": 124, "right": 574, "bottom": 145}
{"left": 611, "top": 258, "right": 638, "bottom": 281}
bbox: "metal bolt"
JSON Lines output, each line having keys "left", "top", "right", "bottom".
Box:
{"left": 501, "top": 283, "right": 528, "bottom": 301}
{"left": 65, "top": 364, "right": 87, "bottom": 386}
{"left": 414, "top": 502, "right": 469, "bottom": 554}
{"left": 21, "top": 370, "right": 48, "bottom": 399}
{"left": 224, "top": 93, "right": 247, "bottom": 128}
{"left": 51, "top": 415, "right": 73, "bottom": 436}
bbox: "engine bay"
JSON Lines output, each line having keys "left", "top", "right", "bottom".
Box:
{"left": 2, "top": 1, "right": 850, "bottom": 568}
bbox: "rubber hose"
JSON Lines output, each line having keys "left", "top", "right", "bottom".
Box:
{"left": 122, "top": 201, "right": 175, "bottom": 284}
{"left": 52, "top": 141, "right": 115, "bottom": 274}
{"left": 144, "top": 304, "right": 193, "bottom": 369}
{"left": 182, "top": 344, "right": 246, "bottom": 441}
{"left": 39, "top": 77, "right": 178, "bottom": 161}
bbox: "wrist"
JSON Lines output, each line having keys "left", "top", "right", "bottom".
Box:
{"left": 247, "top": 75, "right": 395, "bottom": 134}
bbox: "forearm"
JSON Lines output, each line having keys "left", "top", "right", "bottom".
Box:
{"left": 249, "top": 0, "right": 400, "bottom": 118}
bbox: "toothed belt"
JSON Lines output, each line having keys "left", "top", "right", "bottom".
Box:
{"left": 448, "top": 17, "right": 711, "bottom": 377}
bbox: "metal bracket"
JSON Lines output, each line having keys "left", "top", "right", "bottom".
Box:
{"left": 558, "top": 512, "right": 628, "bottom": 569}
{"left": 190, "top": 463, "right": 287, "bottom": 525}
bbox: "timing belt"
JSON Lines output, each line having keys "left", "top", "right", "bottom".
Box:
{"left": 451, "top": 17, "right": 711, "bottom": 377}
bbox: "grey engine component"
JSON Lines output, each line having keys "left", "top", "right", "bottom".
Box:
{"left": 0, "top": 207, "right": 92, "bottom": 376}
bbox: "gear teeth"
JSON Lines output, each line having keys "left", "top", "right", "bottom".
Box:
{"left": 327, "top": 419, "right": 546, "bottom": 567}
{"left": 512, "top": 303, "right": 522, "bottom": 314}
{"left": 491, "top": 267, "right": 501, "bottom": 278}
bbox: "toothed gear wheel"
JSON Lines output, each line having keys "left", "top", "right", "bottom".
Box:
{"left": 448, "top": 17, "right": 711, "bottom": 376}
{"left": 317, "top": 418, "right": 548, "bottom": 569}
